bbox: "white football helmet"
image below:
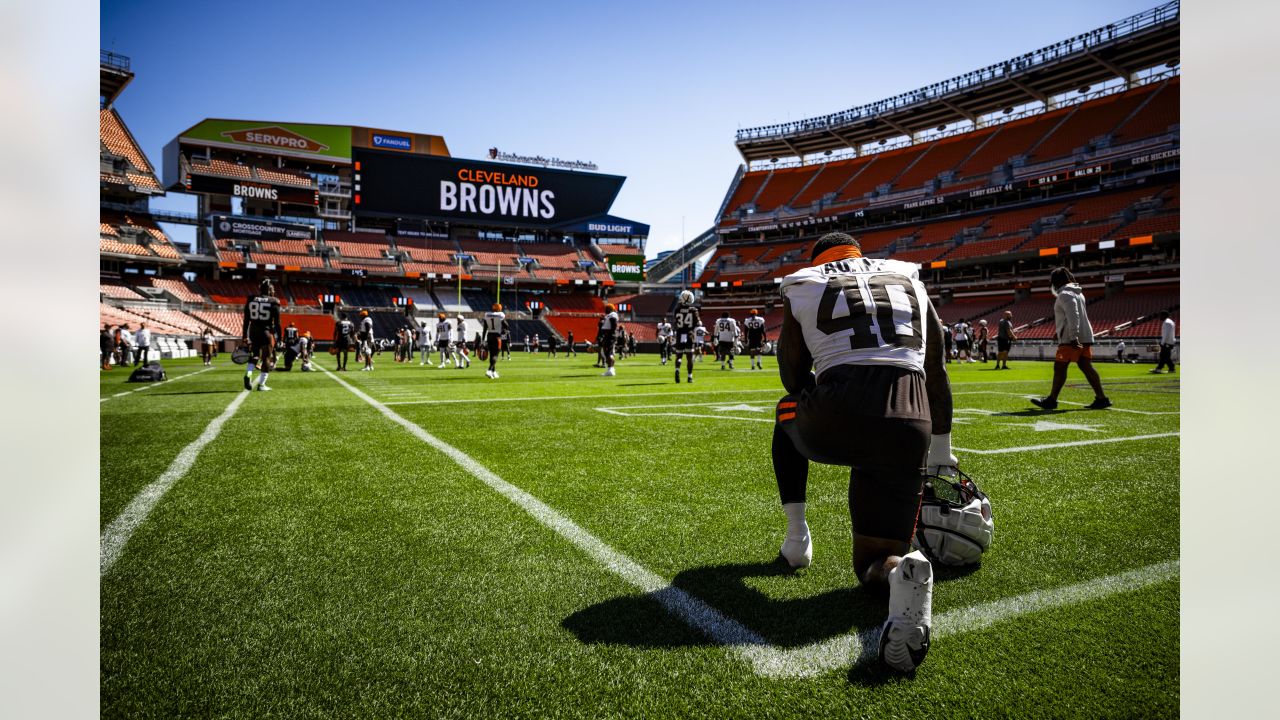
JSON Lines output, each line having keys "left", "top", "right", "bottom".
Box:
{"left": 679, "top": 290, "right": 695, "bottom": 306}
{"left": 913, "top": 470, "right": 993, "bottom": 566}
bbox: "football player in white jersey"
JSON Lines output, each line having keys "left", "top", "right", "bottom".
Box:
{"left": 772, "top": 232, "right": 957, "bottom": 674}
{"left": 358, "top": 310, "right": 375, "bottom": 371}
{"left": 454, "top": 315, "right": 471, "bottom": 369}
{"left": 656, "top": 319, "right": 673, "bottom": 365}
{"left": 715, "top": 312, "right": 740, "bottom": 370}
{"left": 483, "top": 303, "right": 505, "bottom": 378}
{"left": 671, "top": 291, "right": 701, "bottom": 383}
{"left": 693, "top": 323, "right": 708, "bottom": 362}
{"left": 435, "top": 313, "right": 454, "bottom": 368}
{"left": 743, "top": 309, "right": 768, "bottom": 369}
{"left": 419, "top": 320, "right": 434, "bottom": 365}
{"left": 598, "top": 303, "right": 620, "bottom": 377}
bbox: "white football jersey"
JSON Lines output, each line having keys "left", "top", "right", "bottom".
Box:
{"left": 715, "top": 317, "right": 739, "bottom": 342}
{"left": 743, "top": 316, "right": 765, "bottom": 332}
{"left": 600, "top": 312, "right": 619, "bottom": 333}
{"left": 437, "top": 320, "right": 452, "bottom": 339}
{"left": 455, "top": 320, "right": 467, "bottom": 342}
{"left": 484, "top": 311, "right": 505, "bottom": 335}
{"left": 694, "top": 325, "right": 707, "bottom": 340}
{"left": 780, "top": 256, "right": 930, "bottom": 376}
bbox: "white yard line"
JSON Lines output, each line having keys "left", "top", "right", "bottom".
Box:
{"left": 952, "top": 391, "right": 1180, "bottom": 415}
{"left": 100, "top": 390, "right": 248, "bottom": 575}
{"left": 379, "top": 376, "right": 1170, "bottom": 406}
{"left": 598, "top": 409, "right": 775, "bottom": 423}
{"left": 384, "top": 388, "right": 785, "bottom": 406}
{"left": 323, "top": 366, "right": 1176, "bottom": 678}
{"left": 99, "top": 366, "right": 216, "bottom": 403}
{"left": 956, "top": 432, "right": 1180, "bottom": 455}
{"left": 744, "top": 559, "right": 1179, "bottom": 678}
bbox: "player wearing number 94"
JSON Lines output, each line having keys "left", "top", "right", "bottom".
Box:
{"left": 771, "top": 232, "right": 990, "bottom": 674}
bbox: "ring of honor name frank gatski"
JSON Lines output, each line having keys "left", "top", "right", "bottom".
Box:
{"left": 353, "top": 149, "right": 625, "bottom": 228}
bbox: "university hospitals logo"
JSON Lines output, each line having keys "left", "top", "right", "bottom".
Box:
{"left": 220, "top": 126, "right": 330, "bottom": 153}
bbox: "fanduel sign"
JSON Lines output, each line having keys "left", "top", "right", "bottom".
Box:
{"left": 371, "top": 133, "right": 412, "bottom": 151}
{"left": 354, "top": 149, "right": 625, "bottom": 228}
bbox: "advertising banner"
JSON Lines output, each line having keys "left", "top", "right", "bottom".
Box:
{"left": 179, "top": 120, "right": 352, "bottom": 161}
{"left": 210, "top": 215, "right": 316, "bottom": 241}
{"left": 354, "top": 148, "right": 625, "bottom": 229}
{"left": 606, "top": 254, "right": 646, "bottom": 282}
{"left": 186, "top": 175, "right": 317, "bottom": 205}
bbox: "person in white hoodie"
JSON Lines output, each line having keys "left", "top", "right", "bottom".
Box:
{"left": 1031, "top": 268, "right": 1111, "bottom": 410}
{"left": 1151, "top": 310, "right": 1177, "bottom": 373}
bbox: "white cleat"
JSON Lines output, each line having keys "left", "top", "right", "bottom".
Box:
{"left": 602, "top": 367, "right": 616, "bottom": 377}
{"left": 879, "top": 550, "right": 933, "bottom": 673}
{"left": 492, "top": 371, "right": 499, "bottom": 379}
{"left": 780, "top": 532, "right": 812, "bottom": 569}
{"left": 256, "top": 384, "right": 272, "bottom": 392}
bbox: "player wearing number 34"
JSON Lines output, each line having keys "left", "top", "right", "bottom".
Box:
{"left": 771, "top": 232, "right": 961, "bottom": 674}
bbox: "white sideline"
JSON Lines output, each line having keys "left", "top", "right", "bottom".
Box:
{"left": 323, "top": 367, "right": 1178, "bottom": 678}
{"left": 99, "top": 366, "right": 215, "bottom": 403}
{"left": 955, "top": 432, "right": 1180, "bottom": 455}
{"left": 100, "top": 390, "right": 248, "bottom": 575}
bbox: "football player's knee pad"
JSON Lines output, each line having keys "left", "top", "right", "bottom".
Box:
{"left": 913, "top": 470, "right": 994, "bottom": 566}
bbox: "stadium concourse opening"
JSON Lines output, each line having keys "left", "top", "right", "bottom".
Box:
{"left": 102, "top": 65, "right": 652, "bottom": 354}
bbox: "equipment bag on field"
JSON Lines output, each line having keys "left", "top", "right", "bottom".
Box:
{"left": 127, "top": 362, "right": 167, "bottom": 383}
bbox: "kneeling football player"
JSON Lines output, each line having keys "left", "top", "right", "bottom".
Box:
{"left": 771, "top": 233, "right": 956, "bottom": 674}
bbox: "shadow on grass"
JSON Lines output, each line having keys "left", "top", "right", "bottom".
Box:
{"left": 563, "top": 557, "right": 978, "bottom": 653}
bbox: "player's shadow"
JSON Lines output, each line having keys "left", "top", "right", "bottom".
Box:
{"left": 563, "top": 556, "right": 974, "bottom": 652}
{"left": 618, "top": 382, "right": 668, "bottom": 387}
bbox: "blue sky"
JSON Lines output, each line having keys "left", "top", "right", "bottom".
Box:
{"left": 102, "top": 0, "right": 1157, "bottom": 257}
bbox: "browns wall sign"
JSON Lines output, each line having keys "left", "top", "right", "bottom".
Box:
{"left": 353, "top": 148, "right": 625, "bottom": 229}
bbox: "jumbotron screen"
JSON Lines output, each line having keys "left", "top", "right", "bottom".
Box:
{"left": 354, "top": 148, "right": 626, "bottom": 228}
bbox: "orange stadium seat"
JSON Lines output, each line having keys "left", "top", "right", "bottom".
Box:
{"left": 1027, "top": 84, "right": 1160, "bottom": 162}
{"left": 99, "top": 108, "right": 154, "bottom": 173}
{"left": 1112, "top": 77, "right": 1180, "bottom": 143}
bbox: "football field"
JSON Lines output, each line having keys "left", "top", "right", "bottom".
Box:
{"left": 100, "top": 351, "right": 1179, "bottom": 718}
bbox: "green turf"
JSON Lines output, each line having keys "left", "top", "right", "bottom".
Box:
{"left": 101, "top": 352, "right": 1179, "bottom": 718}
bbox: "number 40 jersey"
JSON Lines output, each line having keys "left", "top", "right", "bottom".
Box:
{"left": 780, "top": 257, "right": 930, "bottom": 377}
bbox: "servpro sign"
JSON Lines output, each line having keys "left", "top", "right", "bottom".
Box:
{"left": 606, "top": 254, "right": 645, "bottom": 282}
{"left": 354, "top": 148, "right": 624, "bottom": 229}
{"left": 178, "top": 119, "right": 352, "bottom": 161}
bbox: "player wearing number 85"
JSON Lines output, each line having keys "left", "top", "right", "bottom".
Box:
{"left": 771, "top": 232, "right": 958, "bottom": 674}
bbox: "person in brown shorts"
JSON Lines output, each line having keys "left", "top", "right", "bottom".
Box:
{"left": 1031, "top": 267, "right": 1111, "bottom": 410}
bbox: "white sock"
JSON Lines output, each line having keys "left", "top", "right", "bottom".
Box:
{"left": 246, "top": 362, "right": 255, "bottom": 377}
{"left": 783, "top": 502, "right": 808, "bottom": 538}
{"left": 257, "top": 372, "right": 268, "bottom": 386}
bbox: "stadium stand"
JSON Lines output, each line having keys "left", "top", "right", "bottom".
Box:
{"left": 150, "top": 277, "right": 206, "bottom": 303}
{"left": 100, "top": 281, "right": 145, "bottom": 300}
{"left": 187, "top": 310, "right": 241, "bottom": 337}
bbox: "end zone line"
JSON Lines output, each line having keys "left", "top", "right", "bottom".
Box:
{"left": 100, "top": 389, "right": 248, "bottom": 575}
{"left": 956, "top": 432, "right": 1179, "bottom": 455}
{"left": 99, "top": 366, "right": 216, "bottom": 403}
